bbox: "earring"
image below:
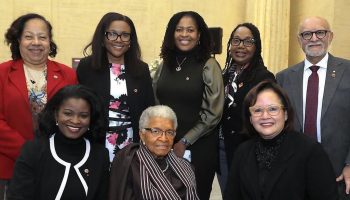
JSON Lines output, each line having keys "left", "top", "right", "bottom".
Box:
{"left": 56, "top": 121, "right": 58, "bottom": 126}
{"left": 197, "top": 40, "right": 200, "bottom": 45}
{"left": 142, "top": 140, "right": 145, "bottom": 145}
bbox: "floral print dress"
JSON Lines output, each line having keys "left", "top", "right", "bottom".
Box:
{"left": 106, "top": 63, "right": 133, "bottom": 161}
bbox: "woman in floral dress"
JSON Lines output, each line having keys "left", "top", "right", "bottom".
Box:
{"left": 77, "top": 12, "right": 154, "bottom": 161}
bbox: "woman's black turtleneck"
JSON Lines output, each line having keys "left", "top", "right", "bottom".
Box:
{"left": 255, "top": 131, "right": 286, "bottom": 199}
{"left": 54, "top": 132, "right": 87, "bottom": 200}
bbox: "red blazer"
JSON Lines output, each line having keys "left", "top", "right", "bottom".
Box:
{"left": 0, "top": 59, "right": 77, "bottom": 179}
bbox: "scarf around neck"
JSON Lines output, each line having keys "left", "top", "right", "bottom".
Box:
{"left": 136, "top": 144, "right": 199, "bottom": 200}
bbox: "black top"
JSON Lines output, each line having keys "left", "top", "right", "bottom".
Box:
{"left": 224, "top": 131, "right": 338, "bottom": 200}
{"left": 221, "top": 65, "right": 275, "bottom": 167}
{"left": 7, "top": 132, "right": 110, "bottom": 200}
{"left": 156, "top": 55, "right": 205, "bottom": 141}
{"left": 55, "top": 132, "right": 86, "bottom": 199}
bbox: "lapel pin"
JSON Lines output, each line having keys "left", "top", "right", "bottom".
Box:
{"left": 53, "top": 75, "right": 58, "bottom": 79}
{"left": 186, "top": 77, "right": 190, "bottom": 80}
{"left": 331, "top": 70, "right": 336, "bottom": 78}
{"left": 133, "top": 89, "right": 138, "bottom": 93}
{"left": 84, "top": 168, "right": 89, "bottom": 176}
{"left": 238, "top": 82, "right": 244, "bottom": 88}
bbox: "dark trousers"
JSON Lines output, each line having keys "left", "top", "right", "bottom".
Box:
{"left": 338, "top": 182, "right": 350, "bottom": 200}
{"left": 0, "top": 180, "right": 9, "bottom": 200}
{"left": 189, "top": 131, "right": 218, "bottom": 200}
{"left": 217, "top": 139, "right": 228, "bottom": 195}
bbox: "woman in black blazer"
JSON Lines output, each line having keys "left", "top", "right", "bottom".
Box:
{"left": 224, "top": 81, "right": 338, "bottom": 200}
{"left": 218, "top": 23, "right": 275, "bottom": 192}
{"left": 7, "top": 85, "right": 110, "bottom": 200}
{"left": 77, "top": 12, "right": 154, "bottom": 162}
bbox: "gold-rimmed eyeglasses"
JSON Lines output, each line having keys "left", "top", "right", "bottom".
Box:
{"left": 143, "top": 127, "right": 176, "bottom": 137}
{"left": 249, "top": 105, "right": 285, "bottom": 117}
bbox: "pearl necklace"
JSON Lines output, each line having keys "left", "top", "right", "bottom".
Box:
{"left": 175, "top": 57, "right": 187, "bottom": 72}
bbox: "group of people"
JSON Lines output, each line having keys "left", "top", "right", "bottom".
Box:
{"left": 0, "top": 9, "right": 349, "bottom": 200}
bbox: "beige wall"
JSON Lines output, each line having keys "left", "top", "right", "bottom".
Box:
{"left": 0, "top": 0, "right": 243, "bottom": 69}
{"left": 289, "top": 0, "right": 350, "bottom": 66}
{"left": 1, "top": 0, "right": 350, "bottom": 73}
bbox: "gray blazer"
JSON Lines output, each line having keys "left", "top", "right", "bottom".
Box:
{"left": 276, "top": 53, "right": 350, "bottom": 177}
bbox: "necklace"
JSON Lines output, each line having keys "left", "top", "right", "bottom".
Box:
{"left": 175, "top": 57, "right": 187, "bottom": 71}
{"left": 161, "top": 159, "right": 169, "bottom": 173}
{"left": 23, "top": 64, "right": 47, "bottom": 88}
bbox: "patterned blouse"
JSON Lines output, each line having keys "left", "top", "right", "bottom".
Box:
{"left": 105, "top": 63, "right": 133, "bottom": 161}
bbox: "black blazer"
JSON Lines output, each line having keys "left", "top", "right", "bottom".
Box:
{"left": 7, "top": 137, "right": 109, "bottom": 200}
{"left": 222, "top": 66, "right": 275, "bottom": 167}
{"left": 77, "top": 56, "right": 155, "bottom": 143}
{"left": 224, "top": 131, "right": 338, "bottom": 200}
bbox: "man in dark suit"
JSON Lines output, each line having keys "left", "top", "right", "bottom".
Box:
{"left": 277, "top": 16, "right": 350, "bottom": 199}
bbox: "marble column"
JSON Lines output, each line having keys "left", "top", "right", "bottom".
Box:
{"left": 245, "top": 0, "right": 290, "bottom": 73}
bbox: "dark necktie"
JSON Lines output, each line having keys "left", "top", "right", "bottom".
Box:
{"left": 304, "top": 65, "right": 319, "bottom": 139}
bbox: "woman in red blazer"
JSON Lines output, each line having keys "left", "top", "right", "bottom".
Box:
{"left": 0, "top": 13, "right": 76, "bottom": 195}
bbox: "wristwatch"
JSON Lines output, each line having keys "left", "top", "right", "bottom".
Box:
{"left": 180, "top": 137, "right": 191, "bottom": 147}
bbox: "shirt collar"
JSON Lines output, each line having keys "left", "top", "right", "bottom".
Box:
{"left": 304, "top": 53, "right": 329, "bottom": 71}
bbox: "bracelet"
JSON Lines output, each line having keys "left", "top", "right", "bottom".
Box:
{"left": 180, "top": 137, "right": 191, "bottom": 147}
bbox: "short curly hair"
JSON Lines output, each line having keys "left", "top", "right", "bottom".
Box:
{"left": 4, "top": 13, "right": 57, "bottom": 60}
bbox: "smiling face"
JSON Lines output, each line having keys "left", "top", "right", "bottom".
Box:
{"left": 19, "top": 18, "right": 50, "bottom": 68}
{"left": 174, "top": 16, "right": 200, "bottom": 52}
{"left": 230, "top": 26, "right": 256, "bottom": 66}
{"left": 104, "top": 20, "right": 131, "bottom": 64}
{"left": 140, "top": 117, "right": 175, "bottom": 157}
{"left": 250, "top": 89, "right": 287, "bottom": 139}
{"left": 55, "top": 98, "right": 91, "bottom": 139}
{"left": 298, "top": 17, "right": 333, "bottom": 64}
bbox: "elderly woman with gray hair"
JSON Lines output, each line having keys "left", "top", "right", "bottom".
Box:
{"left": 108, "top": 105, "right": 199, "bottom": 200}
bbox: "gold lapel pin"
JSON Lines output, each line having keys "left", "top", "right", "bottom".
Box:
{"left": 331, "top": 70, "right": 336, "bottom": 78}
{"left": 238, "top": 82, "right": 244, "bottom": 88}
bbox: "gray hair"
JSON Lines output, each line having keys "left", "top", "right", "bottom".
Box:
{"left": 139, "top": 105, "right": 178, "bottom": 130}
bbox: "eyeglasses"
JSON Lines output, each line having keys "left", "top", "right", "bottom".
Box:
{"left": 249, "top": 105, "right": 285, "bottom": 117}
{"left": 105, "top": 31, "right": 131, "bottom": 42}
{"left": 143, "top": 127, "right": 176, "bottom": 137}
{"left": 299, "top": 30, "right": 330, "bottom": 40}
{"left": 231, "top": 38, "right": 255, "bottom": 47}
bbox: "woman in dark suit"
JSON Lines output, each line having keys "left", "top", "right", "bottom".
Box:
{"left": 7, "top": 85, "right": 109, "bottom": 200}
{"left": 217, "top": 23, "right": 275, "bottom": 192}
{"left": 224, "top": 81, "right": 338, "bottom": 200}
{"left": 77, "top": 12, "right": 154, "bottom": 161}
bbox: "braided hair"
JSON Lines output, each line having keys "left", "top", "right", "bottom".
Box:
{"left": 223, "top": 23, "right": 265, "bottom": 83}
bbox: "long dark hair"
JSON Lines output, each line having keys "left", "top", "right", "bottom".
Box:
{"left": 83, "top": 12, "right": 142, "bottom": 76}
{"left": 222, "top": 23, "right": 264, "bottom": 84}
{"left": 242, "top": 80, "right": 295, "bottom": 137}
{"left": 38, "top": 85, "right": 107, "bottom": 142}
{"left": 5, "top": 13, "right": 57, "bottom": 60}
{"left": 160, "top": 11, "right": 212, "bottom": 69}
